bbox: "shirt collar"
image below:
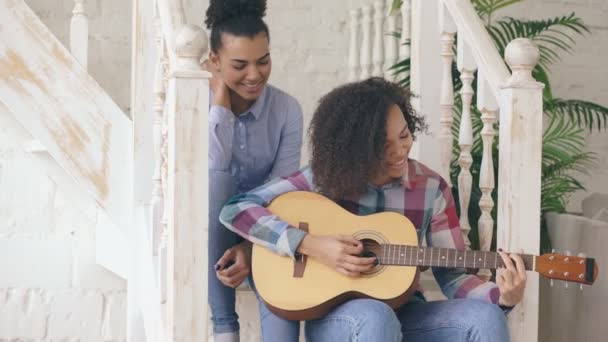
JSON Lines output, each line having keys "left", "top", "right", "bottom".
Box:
{"left": 238, "top": 85, "right": 268, "bottom": 120}
{"left": 367, "top": 159, "right": 416, "bottom": 191}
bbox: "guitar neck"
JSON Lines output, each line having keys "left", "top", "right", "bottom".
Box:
{"left": 377, "top": 245, "right": 535, "bottom": 271}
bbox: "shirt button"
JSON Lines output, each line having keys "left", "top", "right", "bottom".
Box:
{"left": 240, "top": 145, "right": 245, "bottom": 149}
{"left": 239, "top": 122, "right": 244, "bottom": 128}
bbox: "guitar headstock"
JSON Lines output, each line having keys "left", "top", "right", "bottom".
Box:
{"left": 536, "top": 253, "right": 599, "bottom": 285}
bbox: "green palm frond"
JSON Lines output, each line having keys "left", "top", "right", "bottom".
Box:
{"left": 540, "top": 116, "right": 593, "bottom": 213}
{"left": 541, "top": 175, "right": 586, "bottom": 213}
{"left": 545, "top": 98, "right": 608, "bottom": 131}
{"left": 542, "top": 116, "right": 586, "bottom": 164}
{"left": 389, "top": 57, "right": 411, "bottom": 87}
{"left": 543, "top": 152, "right": 593, "bottom": 179}
{"left": 473, "top": 0, "right": 524, "bottom": 22}
{"left": 487, "top": 14, "right": 588, "bottom": 70}
{"left": 533, "top": 64, "right": 554, "bottom": 100}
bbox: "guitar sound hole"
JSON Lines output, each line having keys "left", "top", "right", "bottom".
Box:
{"left": 360, "top": 238, "right": 383, "bottom": 276}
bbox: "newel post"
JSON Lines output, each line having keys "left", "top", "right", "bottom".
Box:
{"left": 165, "top": 24, "right": 210, "bottom": 342}
{"left": 497, "top": 38, "right": 544, "bottom": 342}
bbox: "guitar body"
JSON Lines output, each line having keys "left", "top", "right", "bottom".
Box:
{"left": 252, "top": 191, "right": 420, "bottom": 321}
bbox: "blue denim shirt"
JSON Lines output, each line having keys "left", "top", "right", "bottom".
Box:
{"left": 208, "top": 84, "right": 303, "bottom": 232}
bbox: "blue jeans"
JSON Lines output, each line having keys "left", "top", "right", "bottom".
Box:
{"left": 208, "top": 175, "right": 239, "bottom": 335}
{"left": 258, "top": 297, "right": 510, "bottom": 342}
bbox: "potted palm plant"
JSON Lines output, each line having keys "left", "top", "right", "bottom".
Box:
{"left": 390, "top": 0, "right": 608, "bottom": 252}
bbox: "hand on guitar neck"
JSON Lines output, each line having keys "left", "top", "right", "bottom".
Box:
{"left": 496, "top": 250, "right": 527, "bottom": 307}
{"left": 297, "top": 234, "right": 377, "bottom": 277}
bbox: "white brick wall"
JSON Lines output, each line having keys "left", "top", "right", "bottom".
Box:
{"left": 1, "top": 0, "right": 606, "bottom": 341}
{"left": 0, "top": 104, "right": 126, "bottom": 341}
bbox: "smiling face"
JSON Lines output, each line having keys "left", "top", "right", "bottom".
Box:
{"left": 370, "top": 104, "right": 413, "bottom": 186}
{"left": 209, "top": 31, "right": 271, "bottom": 105}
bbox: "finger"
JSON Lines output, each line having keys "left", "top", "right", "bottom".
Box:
{"left": 217, "top": 269, "right": 249, "bottom": 288}
{"left": 511, "top": 253, "right": 527, "bottom": 280}
{"left": 497, "top": 268, "right": 513, "bottom": 287}
{"left": 337, "top": 267, "right": 360, "bottom": 277}
{"left": 496, "top": 273, "right": 505, "bottom": 287}
{"left": 499, "top": 251, "right": 517, "bottom": 273}
{"left": 337, "top": 235, "right": 363, "bottom": 248}
{"left": 341, "top": 242, "right": 363, "bottom": 255}
{"left": 215, "top": 248, "right": 236, "bottom": 271}
{"left": 228, "top": 269, "right": 250, "bottom": 288}
{"left": 342, "top": 255, "right": 376, "bottom": 266}
{"left": 340, "top": 258, "right": 376, "bottom": 273}
{"left": 219, "top": 262, "right": 248, "bottom": 278}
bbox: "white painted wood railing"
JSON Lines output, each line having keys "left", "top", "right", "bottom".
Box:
{"left": 142, "top": 0, "right": 211, "bottom": 341}
{"left": 348, "top": 0, "right": 411, "bottom": 81}
{"left": 0, "top": 0, "right": 132, "bottom": 232}
{"left": 350, "top": 1, "right": 544, "bottom": 341}
{"left": 3, "top": 0, "right": 209, "bottom": 340}
{"left": 437, "top": 1, "right": 543, "bottom": 341}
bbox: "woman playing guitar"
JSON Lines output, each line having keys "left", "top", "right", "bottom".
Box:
{"left": 219, "top": 77, "right": 526, "bottom": 342}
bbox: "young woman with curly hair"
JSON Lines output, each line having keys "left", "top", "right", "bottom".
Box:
{"left": 205, "top": 1, "right": 304, "bottom": 341}
{"left": 220, "top": 78, "right": 527, "bottom": 342}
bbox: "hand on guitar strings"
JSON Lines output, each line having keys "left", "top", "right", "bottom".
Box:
{"left": 496, "top": 249, "right": 527, "bottom": 307}
{"left": 215, "top": 241, "right": 252, "bottom": 288}
{"left": 297, "top": 234, "right": 377, "bottom": 277}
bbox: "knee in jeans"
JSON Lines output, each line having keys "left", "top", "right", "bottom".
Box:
{"left": 466, "top": 300, "right": 509, "bottom": 340}
{"left": 356, "top": 299, "right": 401, "bottom": 332}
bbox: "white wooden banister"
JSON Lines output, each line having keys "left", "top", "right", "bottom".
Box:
{"left": 435, "top": 2, "right": 543, "bottom": 339}
{"left": 347, "top": 0, "right": 411, "bottom": 82}
{"left": 476, "top": 70, "right": 498, "bottom": 280}
{"left": 372, "top": 0, "right": 385, "bottom": 77}
{"left": 69, "top": 0, "right": 88, "bottom": 68}
{"left": 152, "top": 0, "right": 169, "bottom": 309}
{"left": 348, "top": 9, "right": 361, "bottom": 82}
{"left": 384, "top": 3, "right": 398, "bottom": 81}
{"left": 456, "top": 36, "right": 476, "bottom": 250}
{"left": 399, "top": 0, "right": 411, "bottom": 61}
{"left": 0, "top": 0, "right": 132, "bottom": 231}
{"left": 164, "top": 24, "right": 210, "bottom": 342}
{"left": 438, "top": 2, "right": 456, "bottom": 186}
{"left": 441, "top": 0, "right": 510, "bottom": 100}
{"left": 497, "top": 38, "right": 543, "bottom": 341}
{"left": 360, "top": 5, "right": 373, "bottom": 79}
{"left": 155, "top": 0, "right": 187, "bottom": 69}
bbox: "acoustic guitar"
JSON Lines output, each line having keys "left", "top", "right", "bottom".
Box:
{"left": 251, "top": 191, "right": 599, "bottom": 321}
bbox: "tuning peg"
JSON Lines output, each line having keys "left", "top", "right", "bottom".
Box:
{"left": 550, "top": 279, "right": 554, "bottom": 287}
{"left": 577, "top": 252, "right": 586, "bottom": 259}
{"left": 580, "top": 284, "right": 584, "bottom": 291}
{"left": 565, "top": 281, "right": 569, "bottom": 290}
{"left": 551, "top": 249, "right": 555, "bottom": 253}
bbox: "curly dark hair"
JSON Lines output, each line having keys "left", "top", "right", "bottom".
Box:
{"left": 205, "top": 0, "right": 269, "bottom": 53}
{"left": 309, "top": 77, "right": 426, "bottom": 199}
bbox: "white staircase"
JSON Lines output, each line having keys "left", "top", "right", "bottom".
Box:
{"left": 1, "top": 0, "right": 544, "bottom": 341}
{"left": 1, "top": 0, "right": 211, "bottom": 341}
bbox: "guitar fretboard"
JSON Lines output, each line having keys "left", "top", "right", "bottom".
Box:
{"left": 375, "top": 244, "right": 535, "bottom": 271}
